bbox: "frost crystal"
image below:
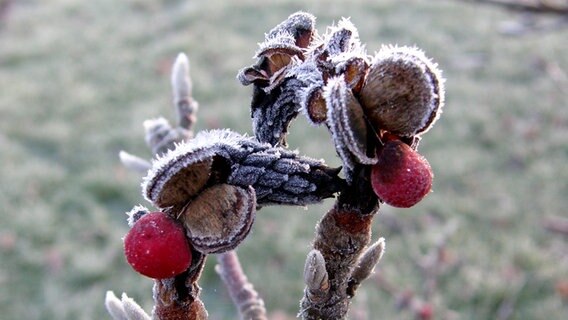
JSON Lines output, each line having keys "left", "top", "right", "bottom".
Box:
{"left": 143, "top": 129, "right": 343, "bottom": 209}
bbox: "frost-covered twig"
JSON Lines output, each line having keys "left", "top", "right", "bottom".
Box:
{"left": 110, "top": 11, "right": 447, "bottom": 320}
{"left": 460, "top": 0, "right": 568, "bottom": 15}
{"left": 215, "top": 251, "right": 267, "bottom": 320}
{"left": 543, "top": 216, "right": 568, "bottom": 236}
{"left": 299, "top": 166, "right": 380, "bottom": 319}
{"left": 111, "top": 48, "right": 305, "bottom": 319}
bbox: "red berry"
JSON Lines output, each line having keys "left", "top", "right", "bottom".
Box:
{"left": 124, "top": 212, "right": 192, "bottom": 279}
{"left": 371, "top": 138, "right": 433, "bottom": 208}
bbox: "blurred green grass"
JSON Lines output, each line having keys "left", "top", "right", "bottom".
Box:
{"left": 1, "top": 0, "right": 567, "bottom": 319}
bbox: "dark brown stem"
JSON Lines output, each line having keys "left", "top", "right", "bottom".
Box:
{"left": 216, "top": 251, "right": 267, "bottom": 320}
{"left": 460, "top": 0, "right": 568, "bottom": 15}
{"left": 152, "top": 278, "right": 208, "bottom": 320}
{"left": 300, "top": 166, "right": 379, "bottom": 319}
{"left": 151, "top": 249, "right": 209, "bottom": 319}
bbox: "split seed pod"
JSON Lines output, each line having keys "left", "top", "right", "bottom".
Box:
{"left": 360, "top": 45, "right": 445, "bottom": 137}
{"left": 336, "top": 55, "right": 368, "bottom": 94}
{"left": 180, "top": 184, "right": 256, "bottom": 254}
{"left": 142, "top": 130, "right": 343, "bottom": 253}
{"left": 237, "top": 12, "right": 316, "bottom": 146}
{"left": 143, "top": 129, "right": 344, "bottom": 209}
{"left": 304, "top": 86, "right": 327, "bottom": 124}
{"left": 325, "top": 77, "right": 377, "bottom": 178}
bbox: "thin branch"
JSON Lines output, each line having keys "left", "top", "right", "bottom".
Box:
{"left": 112, "top": 52, "right": 211, "bottom": 320}
{"left": 299, "top": 166, "right": 380, "bottom": 319}
{"left": 151, "top": 270, "right": 209, "bottom": 320}
{"left": 459, "top": 0, "right": 568, "bottom": 15}
{"left": 215, "top": 251, "right": 267, "bottom": 320}
{"left": 543, "top": 216, "right": 568, "bottom": 236}
{"left": 119, "top": 151, "right": 151, "bottom": 173}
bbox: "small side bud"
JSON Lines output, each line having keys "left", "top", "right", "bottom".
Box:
{"left": 171, "top": 52, "right": 198, "bottom": 130}
{"left": 143, "top": 117, "right": 185, "bottom": 156}
{"left": 348, "top": 238, "right": 386, "bottom": 296}
{"left": 171, "top": 53, "right": 192, "bottom": 105}
{"left": 119, "top": 151, "right": 151, "bottom": 173}
{"left": 303, "top": 249, "right": 329, "bottom": 302}
{"left": 121, "top": 293, "right": 152, "bottom": 320}
{"left": 105, "top": 291, "right": 127, "bottom": 320}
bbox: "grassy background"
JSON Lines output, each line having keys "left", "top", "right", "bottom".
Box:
{"left": 1, "top": 0, "right": 567, "bottom": 319}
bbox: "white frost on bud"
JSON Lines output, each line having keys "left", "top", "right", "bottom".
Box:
{"left": 104, "top": 291, "right": 151, "bottom": 320}
{"left": 171, "top": 53, "right": 193, "bottom": 107}
{"left": 119, "top": 151, "right": 151, "bottom": 173}
{"left": 303, "top": 249, "right": 329, "bottom": 297}
{"left": 350, "top": 238, "right": 386, "bottom": 288}
{"left": 121, "top": 292, "right": 151, "bottom": 320}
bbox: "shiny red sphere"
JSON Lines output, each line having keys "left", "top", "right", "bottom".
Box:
{"left": 124, "top": 212, "right": 192, "bottom": 279}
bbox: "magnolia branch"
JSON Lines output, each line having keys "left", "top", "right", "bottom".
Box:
{"left": 459, "top": 0, "right": 568, "bottom": 15}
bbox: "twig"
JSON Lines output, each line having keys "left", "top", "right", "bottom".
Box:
{"left": 299, "top": 166, "right": 380, "bottom": 319}
{"left": 142, "top": 55, "right": 210, "bottom": 318}
{"left": 119, "top": 151, "right": 151, "bottom": 173}
{"left": 111, "top": 51, "right": 211, "bottom": 320}
{"left": 543, "top": 216, "right": 568, "bottom": 236}
{"left": 459, "top": 0, "right": 568, "bottom": 15}
{"left": 454, "top": 0, "right": 568, "bottom": 35}
{"left": 149, "top": 53, "right": 269, "bottom": 319}
{"left": 215, "top": 251, "right": 267, "bottom": 320}
{"left": 151, "top": 268, "right": 209, "bottom": 320}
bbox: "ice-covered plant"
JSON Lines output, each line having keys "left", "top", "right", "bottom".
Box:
{"left": 105, "top": 11, "right": 444, "bottom": 320}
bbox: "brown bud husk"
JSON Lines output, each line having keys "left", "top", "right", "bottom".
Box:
{"left": 360, "top": 45, "right": 445, "bottom": 137}
{"left": 180, "top": 184, "right": 256, "bottom": 254}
